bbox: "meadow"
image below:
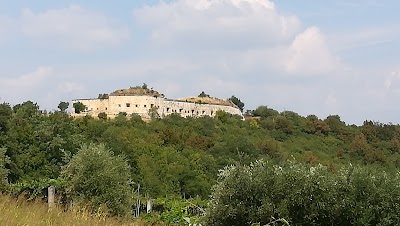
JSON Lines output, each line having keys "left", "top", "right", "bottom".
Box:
{"left": 0, "top": 195, "right": 163, "bottom": 226}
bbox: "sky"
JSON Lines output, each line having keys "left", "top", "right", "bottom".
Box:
{"left": 0, "top": 0, "right": 400, "bottom": 125}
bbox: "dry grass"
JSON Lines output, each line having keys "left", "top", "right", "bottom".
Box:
{"left": 0, "top": 195, "right": 162, "bottom": 226}
{"left": 179, "top": 96, "right": 236, "bottom": 107}
{"left": 110, "top": 88, "right": 161, "bottom": 97}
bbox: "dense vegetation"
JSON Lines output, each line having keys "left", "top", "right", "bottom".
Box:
{"left": 205, "top": 161, "right": 400, "bottom": 226}
{"left": 1, "top": 100, "right": 400, "bottom": 225}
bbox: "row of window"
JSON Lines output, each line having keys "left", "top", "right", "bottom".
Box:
{"left": 118, "top": 103, "right": 155, "bottom": 108}
{"left": 165, "top": 108, "right": 214, "bottom": 115}
{"left": 88, "top": 104, "right": 214, "bottom": 116}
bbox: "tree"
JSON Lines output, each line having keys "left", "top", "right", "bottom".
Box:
{"left": 62, "top": 143, "right": 132, "bottom": 216}
{"left": 0, "top": 103, "right": 12, "bottom": 133}
{"left": 148, "top": 106, "right": 160, "bottom": 119}
{"left": 142, "top": 83, "right": 148, "bottom": 89}
{"left": 72, "top": 102, "right": 85, "bottom": 114}
{"left": 0, "top": 147, "right": 9, "bottom": 191}
{"left": 198, "top": 91, "right": 210, "bottom": 98}
{"left": 98, "top": 112, "right": 108, "bottom": 120}
{"left": 57, "top": 101, "right": 69, "bottom": 112}
{"left": 252, "top": 106, "right": 279, "bottom": 118}
{"left": 228, "top": 95, "right": 244, "bottom": 112}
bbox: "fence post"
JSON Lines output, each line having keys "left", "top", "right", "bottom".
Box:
{"left": 147, "top": 198, "right": 152, "bottom": 213}
{"left": 48, "top": 186, "right": 55, "bottom": 208}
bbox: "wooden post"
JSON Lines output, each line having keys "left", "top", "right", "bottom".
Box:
{"left": 48, "top": 186, "right": 55, "bottom": 208}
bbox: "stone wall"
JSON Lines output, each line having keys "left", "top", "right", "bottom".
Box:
{"left": 71, "top": 95, "right": 243, "bottom": 119}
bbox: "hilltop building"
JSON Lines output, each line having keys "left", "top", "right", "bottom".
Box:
{"left": 70, "top": 87, "right": 243, "bottom": 120}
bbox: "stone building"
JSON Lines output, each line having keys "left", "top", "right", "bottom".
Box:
{"left": 70, "top": 87, "right": 243, "bottom": 120}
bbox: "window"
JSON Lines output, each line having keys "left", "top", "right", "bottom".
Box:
{"left": 151, "top": 104, "right": 154, "bottom": 108}
{"left": 167, "top": 108, "right": 170, "bottom": 112}
{"left": 105, "top": 107, "right": 108, "bottom": 110}
{"left": 126, "top": 103, "right": 130, "bottom": 107}
{"left": 179, "top": 109, "right": 183, "bottom": 113}
{"left": 202, "top": 110, "right": 205, "bottom": 114}
{"left": 136, "top": 105, "right": 138, "bottom": 107}
{"left": 118, "top": 104, "right": 121, "bottom": 107}
{"left": 191, "top": 110, "right": 195, "bottom": 114}
{"left": 144, "top": 105, "right": 147, "bottom": 108}
{"left": 211, "top": 111, "right": 214, "bottom": 115}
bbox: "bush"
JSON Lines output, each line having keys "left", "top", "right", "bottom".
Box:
{"left": 62, "top": 143, "right": 132, "bottom": 216}
{"left": 204, "top": 160, "right": 400, "bottom": 226}
{"left": 0, "top": 147, "right": 9, "bottom": 192}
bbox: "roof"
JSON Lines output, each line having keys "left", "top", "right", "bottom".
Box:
{"left": 110, "top": 88, "right": 162, "bottom": 97}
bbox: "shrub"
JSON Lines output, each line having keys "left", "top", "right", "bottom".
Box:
{"left": 0, "top": 147, "right": 9, "bottom": 192}
{"left": 204, "top": 160, "right": 400, "bottom": 226}
{"left": 62, "top": 143, "right": 132, "bottom": 216}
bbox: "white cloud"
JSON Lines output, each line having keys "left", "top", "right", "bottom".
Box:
{"left": 21, "top": 5, "right": 129, "bottom": 50}
{"left": 0, "top": 67, "right": 53, "bottom": 104}
{"left": 285, "top": 27, "right": 339, "bottom": 75}
{"left": 133, "top": 0, "right": 341, "bottom": 78}
{"left": 0, "top": 66, "right": 52, "bottom": 89}
{"left": 134, "top": 0, "right": 300, "bottom": 49}
{"left": 59, "top": 82, "right": 85, "bottom": 94}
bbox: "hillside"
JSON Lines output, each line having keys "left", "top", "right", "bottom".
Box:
{"left": 1, "top": 101, "right": 400, "bottom": 225}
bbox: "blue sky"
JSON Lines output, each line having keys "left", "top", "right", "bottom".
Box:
{"left": 0, "top": 0, "right": 399, "bottom": 125}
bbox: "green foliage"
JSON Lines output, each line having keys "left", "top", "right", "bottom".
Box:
{"left": 73, "top": 102, "right": 85, "bottom": 114}
{"left": 198, "top": 91, "right": 210, "bottom": 98}
{"left": 252, "top": 106, "right": 279, "bottom": 118}
{"left": 0, "top": 103, "right": 12, "bottom": 133}
{"left": 3, "top": 99, "right": 400, "bottom": 224}
{"left": 205, "top": 160, "right": 400, "bottom": 226}
{"left": 97, "top": 112, "right": 108, "bottom": 120}
{"left": 0, "top": 147, "right": 9, "bottom": 191}
{"left": 62, "top": 143, "right": 132, "bottom": 216}
{"left": 148, "top": 106, "right": 160, "bottom": 119}
{"left": 57, "top": 101, "right": 69, "bottom": 112}
{"left": 142, "top": 83, "right": 148, "bottom": 89}
{"left": 145, "top": 197, "right": 206, "bottom": 224}
{"left": 229, "top": 95, "right": 245, "bottom": 112}
{"left": 97, "top": 93, "right": 109, "bottom": 99}
{"left": 9, "top": 178, "right": 63, "bottom": 200}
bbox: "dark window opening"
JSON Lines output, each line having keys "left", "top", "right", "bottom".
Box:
{"left": 126, "top": 103, "right": 130, "bottom": 107}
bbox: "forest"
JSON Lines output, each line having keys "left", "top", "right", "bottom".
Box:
{"left": 1, "top": 100, "right": 400, "bottom": 225}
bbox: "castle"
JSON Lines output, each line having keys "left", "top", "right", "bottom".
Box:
{"left": 70, "top": 87, "right": 243, "bottom": 120}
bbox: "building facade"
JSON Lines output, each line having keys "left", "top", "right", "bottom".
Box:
{"left": 70, "top": 89, "right": 243, "bottom": 120}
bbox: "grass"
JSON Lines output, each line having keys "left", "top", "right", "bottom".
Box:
{"left": 0, "top": 195, "right": 164, "bottom": 226}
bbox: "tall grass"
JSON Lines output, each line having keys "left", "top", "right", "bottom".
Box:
{"left": 0, "top": 195, "right": 164, "bottom": 226}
